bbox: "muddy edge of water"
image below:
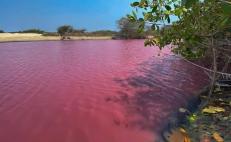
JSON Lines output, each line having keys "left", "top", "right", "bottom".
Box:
{"left": 161, "top": 86, "right": 209, "bottom": 141}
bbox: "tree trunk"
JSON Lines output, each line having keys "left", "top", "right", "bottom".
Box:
{"left": 208, "top": 47, "right": 217, "bottom": 100}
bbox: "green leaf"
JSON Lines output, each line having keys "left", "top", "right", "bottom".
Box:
{"left": 152, "top": 5, "right": 158, "bottom": 12}
{"left": 221, "top": 2, "right": 231, "bottom": 16}
{"left": 151, "top": 24, "right": 156, "bottom": 30}
{"left": 139, "top": 0, "right": 148, "bottom": 8}
{"left": 174, "top": 8, "right": 182, "bottom": 16}
{"left": 138, "top": 18, "right": 144, "bottom": 22}
{"left": 183, "top": 0, "right": 198, "bottom": 8}
{"left": 144, "top": 12, "right": 152, "bottom": 20}
{"left": 164, "top": 10, "right": 171, "bottom": 15}
{"left": 138, "top": 21, "right": 145, "bottom": 33}
{"left": 127, "top": 15, "right": 136, "bottom": 22}
{"left": 132, "top": 10, "right": 137, "bottom": 20}
{"left": 131, "top": 2, "right": 140, "bottom": 7}
{"left": 167, "top": 16, "right": 171, "bottom": 23}
{"left": 188, "top": 114, "right": 197, "bottom": 123}
{"left": 220, "top": 17, "right": 230, "bottom": 28}
{"left": 165, "top": 5, "right": 172, "bottom": 11}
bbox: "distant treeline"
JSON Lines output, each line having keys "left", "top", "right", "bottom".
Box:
{"left": 43, "top": 30, "right": 118, "bottom": 37}
{"left": 7, "top": 28, "right": 118, "bottom": 37}
{"left": 8, "top": 29, "right": 45, "bottom": 34}
{"left": 1, "top": 17, "right": 155, "bottom": 39}
{"left": 19, "top": 29, "right": 45, "bottom": 34}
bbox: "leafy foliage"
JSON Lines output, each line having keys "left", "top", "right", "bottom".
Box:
{"left": 57, "top": 25, "right": 74, "bottom": 37}
{"left": 129, "top": 2, "right": 231, "bottom": 140}
{"left": 128, "top": 0, "right": 231, "bottom": 59}
{"left": 116, "top": 17, "right": 145, "bottom": 39}
{"left": 0, "top": 30, "right": 4, "bottom": 33}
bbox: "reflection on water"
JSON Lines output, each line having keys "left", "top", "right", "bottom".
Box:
{"left": 0, "top": 40, "right": 207, "bottom": 142}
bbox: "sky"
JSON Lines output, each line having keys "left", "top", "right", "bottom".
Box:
{"left": 0, "top": 0, "right": 136, "bottom": 32}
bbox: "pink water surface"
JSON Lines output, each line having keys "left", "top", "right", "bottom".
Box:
{"left": 0, "top": 40, "right": 207, "bottom": 142}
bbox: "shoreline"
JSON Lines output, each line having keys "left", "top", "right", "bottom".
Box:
{"left": 0, "top": 33, "right": 112, "bottom": 43}
{"left": 165, "top": 85, "right": 231, "bottom": 142}
{"left": 162, "top": 86, "right": 209, "bottom": 142}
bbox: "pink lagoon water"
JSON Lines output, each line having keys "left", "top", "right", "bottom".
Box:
{"left": 0, "top": 40, "right": 207, "bottom": 142}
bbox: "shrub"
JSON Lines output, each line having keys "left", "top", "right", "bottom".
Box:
{"left": 19, "top": 29, "right": 45, "bottom": 34}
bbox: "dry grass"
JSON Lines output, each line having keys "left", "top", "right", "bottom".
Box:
{"left": 0, "top": 33, "right": 112, "bottom": 42}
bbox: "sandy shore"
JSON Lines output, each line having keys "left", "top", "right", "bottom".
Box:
{"left": 0, "top": 33, "right": 112, "bottom": 42}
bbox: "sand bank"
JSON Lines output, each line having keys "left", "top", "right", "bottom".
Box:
{"left": 0, "top": 33, "right": 112, "bottom": 42}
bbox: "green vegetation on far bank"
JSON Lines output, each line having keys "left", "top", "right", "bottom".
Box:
{"left": 8, "top": 27, "right": 118, "bottom": 38}
{"left": 42, "top": 30, "right": 118, "bottom": 37}
{"left": 1, "top": 16, "right": 155, "bottom": 40}
{"left": 17, "top": 29, "right": 45, "bottom": 34}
